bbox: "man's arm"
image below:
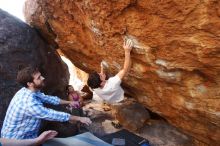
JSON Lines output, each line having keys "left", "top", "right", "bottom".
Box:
{"left": 100, "top": 61, "right": 108, "bottom": 75}
{"left": 35, "top": 92, "right": 75, "bottom": 106}
{"left": 60, "top": 99, "right": 72, "bottom": 105}
{"left": 0, "top": 130, "right": 57, "bottom": 146}
{"left": 69, "top": 115, "right": 92, "bottom": 126}
{"left": 116, "top": 39, "right": 133, "bottom": 80}
{"left": 35, "top": 92, "right": 61, "bottom": 105}
{"left": 100, "top": 62, "right": 104, "bottom": 75}
{"left": 27, "top": 101, "right": 71, "bottom": 122}
{"left": 27, "top": 100, "right": 92, "bottom": 125}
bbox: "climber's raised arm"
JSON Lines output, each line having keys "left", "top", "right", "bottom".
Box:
{"left": 116, "top": 39, "right": 133, "bottom": 80}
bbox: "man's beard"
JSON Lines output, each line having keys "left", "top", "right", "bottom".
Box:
{"left": 33, "top": 82, "right": 45, "bottom": 90}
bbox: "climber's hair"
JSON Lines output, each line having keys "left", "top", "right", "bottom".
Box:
{"left": 17, "top": 66, "right": 39, "bottom": 87}
{"left": 87, "top": 71, "right": 102, "bottom": 89}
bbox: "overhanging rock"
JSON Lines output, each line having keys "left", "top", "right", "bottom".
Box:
{"left": 24, "top": 0, "right": 220, "bottom": 145}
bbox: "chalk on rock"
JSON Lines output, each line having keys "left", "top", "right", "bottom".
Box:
{"left": 124, "top": 35, "right": 150, "bottom": 54}
{"left": 101, "top": 60, "right": 109, "bottom": 68}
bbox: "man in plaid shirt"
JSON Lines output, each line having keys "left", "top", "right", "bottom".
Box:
{"left": 1, "top": 66, "right": 91, "bottom": 139}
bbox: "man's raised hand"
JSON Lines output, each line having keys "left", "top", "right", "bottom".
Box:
{"left": 123, "top": 38, "right": 133, "bottom": 52}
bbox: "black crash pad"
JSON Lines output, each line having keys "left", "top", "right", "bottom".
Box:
{"left": 101, "top": 129, "right": 150, "bottom": 146}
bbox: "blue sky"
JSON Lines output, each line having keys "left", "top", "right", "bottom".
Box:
{"left": 0, "top": 0, "right": 25, "bottom": 21}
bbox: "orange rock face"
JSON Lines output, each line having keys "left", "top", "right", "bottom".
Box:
{"left": 24, "top": 0, "right": 220, "bottom": 145}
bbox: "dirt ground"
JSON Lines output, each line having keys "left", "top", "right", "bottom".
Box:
{"left": 83, "top": 100, "right": 195, "bottom": 146}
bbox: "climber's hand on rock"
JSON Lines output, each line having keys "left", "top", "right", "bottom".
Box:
{"left": 101, "top": 61, "right": 108, "bottom": 69}
{"left": 123, "top": 38, "right": 133, "bottom": 52}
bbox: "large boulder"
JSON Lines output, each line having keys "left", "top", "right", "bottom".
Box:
{"left": 24, "top": 0, "right": 220, "bottom": 145}
{"left": 112, "top": 99, "right": 151, "bottom": 131}
{"left": 0, "top": 9, "right": 70, "bottom": 134}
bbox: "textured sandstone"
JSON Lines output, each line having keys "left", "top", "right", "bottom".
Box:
{"left": 24, "top": 0, "right": 220, "bottom": 145}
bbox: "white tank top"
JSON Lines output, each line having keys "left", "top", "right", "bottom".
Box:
{"left": 93, "top": 75, "right": 124, "bottom": 103}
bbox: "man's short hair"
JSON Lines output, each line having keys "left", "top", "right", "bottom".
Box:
{"left": 16, "top": 66, "right": 39, "bottom": 87}
{"left": 87, "top": 72, "right": 102, "bottom": 89}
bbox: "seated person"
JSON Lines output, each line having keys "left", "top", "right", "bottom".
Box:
{"left": 66, "top": 85, "right": 86, "bottom": 132}
{"left": 67, "top": 85, "right": 81, "bottom": 108}
{"left": 66, "top": 85, "right": 83, "bottom": 116}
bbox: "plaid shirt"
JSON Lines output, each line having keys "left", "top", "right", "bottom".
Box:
{"left": 1, "top": 87, "right": 70, "bottom": 139}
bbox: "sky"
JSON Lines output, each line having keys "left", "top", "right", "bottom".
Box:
{"left": 0, "top": 0, "right": 26, "bottom": 21}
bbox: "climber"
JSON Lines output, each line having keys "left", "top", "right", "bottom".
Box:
{"left": 87, "top": 38, "right": 133, "bottom": 104}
